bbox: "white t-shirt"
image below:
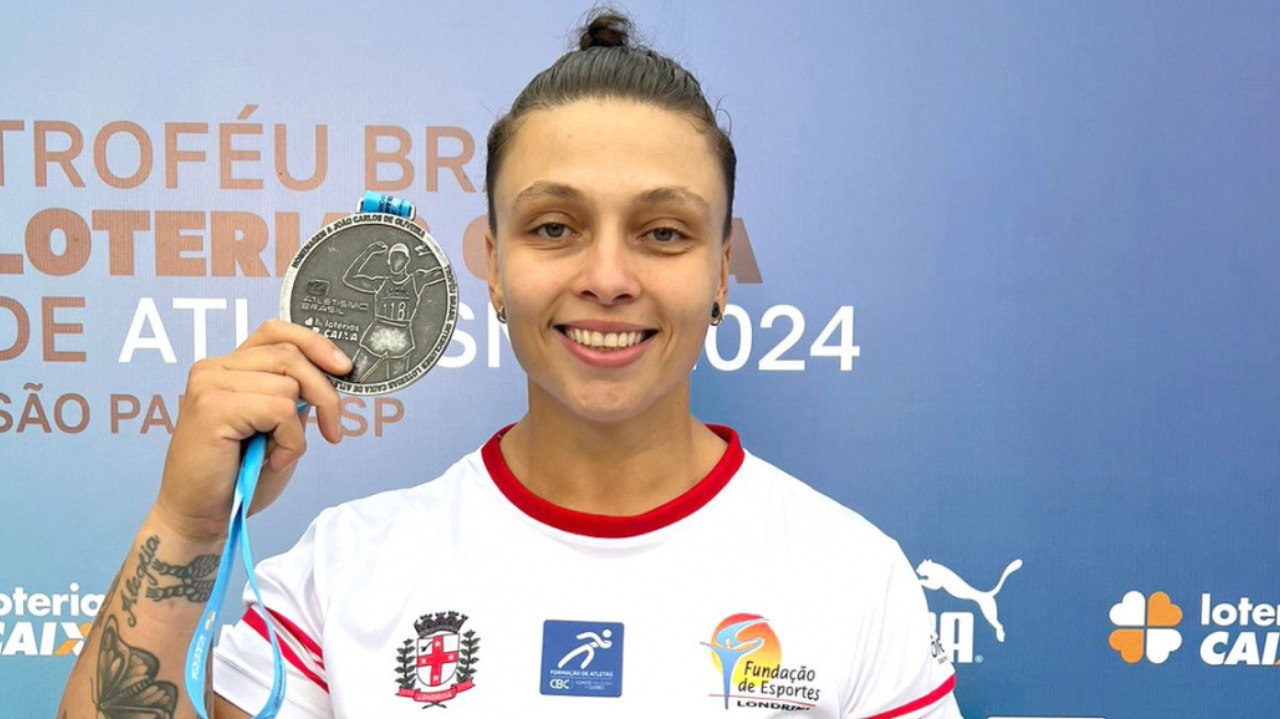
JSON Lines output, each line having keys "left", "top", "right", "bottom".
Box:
{"left": 212, "top": 426, "right": 961, "bottom": 719}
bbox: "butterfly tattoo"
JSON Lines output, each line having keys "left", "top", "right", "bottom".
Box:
{"left": 93, "top": 615, "right": 178, "bottom": 719}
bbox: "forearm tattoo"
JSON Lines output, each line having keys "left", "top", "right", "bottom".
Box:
{"left": 93, "top": 615, "right": 178, "bottom": 719}
{"left": 148, "top": 554, "right": 219, "bottom": 602}
{"left": 120, "top": 536, "right": 158, "bottom": 626}
{"left": 120, "top": 535, "right": 219, "bottom": 624}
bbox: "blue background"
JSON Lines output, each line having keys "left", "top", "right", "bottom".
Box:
{"left": 1, "top": 1, "right": 1278, "bottom": 717}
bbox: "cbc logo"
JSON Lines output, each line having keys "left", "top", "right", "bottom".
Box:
{"left": 549, "top": 678, "right": 572, "bottom": 690}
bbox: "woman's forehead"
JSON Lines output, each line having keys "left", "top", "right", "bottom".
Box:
{"left": 494, "top": 99, "right": 726, "bottom": 214}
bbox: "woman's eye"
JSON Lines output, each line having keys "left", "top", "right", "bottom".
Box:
{"left": 649, "top": 227, "right": 680, "bottom": 243}
{"left": 537, "top": 223, "right": 568, "bottom": 239}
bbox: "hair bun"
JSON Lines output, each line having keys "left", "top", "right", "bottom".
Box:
{"left": 578, "top": 11, "right": 633, "bottom": 50}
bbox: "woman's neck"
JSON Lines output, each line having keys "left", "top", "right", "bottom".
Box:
{"left": 499, "top": 382, "right": 727, "bottom": 516}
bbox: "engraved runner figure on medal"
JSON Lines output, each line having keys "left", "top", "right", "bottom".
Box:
{"left": 280, "top": 193, "right": 459, "bottom": 395}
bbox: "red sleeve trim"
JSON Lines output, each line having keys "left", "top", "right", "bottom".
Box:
{"left": 861, "top": 674, "right": 955, "bottom": 719}
{"left": 264, "top": 607, "right": 324, "bottom": 666}
{"left": 243, "top": 608, "right": 330, "bottom": 693}
{"left": 481, "top": 424, "right": 744, "bottom": 538}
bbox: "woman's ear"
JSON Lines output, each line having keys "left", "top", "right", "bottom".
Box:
{"left": 486, "top": 231, "right": 504, "bottom": 314}
{"left": 716, "top": 234, "right": 733, "bottom": 310}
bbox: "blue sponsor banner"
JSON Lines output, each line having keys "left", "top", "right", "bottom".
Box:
{"left": 2, "top": 2, "right": 1278, "bottom": 717}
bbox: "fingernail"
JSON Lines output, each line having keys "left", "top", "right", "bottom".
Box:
{"left": 333, "top": 346, "right": 352, "bottom": 369}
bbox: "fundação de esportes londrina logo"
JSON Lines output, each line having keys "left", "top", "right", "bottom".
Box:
{"left": 703, "top": 614, "right": 821, "bottom": 712}
{"left": 1109, "top": 590, "right": 1280, "bottom": 667}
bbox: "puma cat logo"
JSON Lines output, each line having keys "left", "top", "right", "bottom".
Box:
{"left": 916, "top": 559, "right": 1023, "bottom": 642}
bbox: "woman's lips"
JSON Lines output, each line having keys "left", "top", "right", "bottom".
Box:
{"left": 556, "top": 325, "right": 656, "bottom": 368}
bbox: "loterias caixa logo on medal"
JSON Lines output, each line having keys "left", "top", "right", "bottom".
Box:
{"left": 394, "top": 610, "right": 480, "bottom": 707}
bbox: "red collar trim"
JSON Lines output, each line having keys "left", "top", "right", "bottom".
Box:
{"left": 481, "top": 425, "right": 743, "bottom": 538}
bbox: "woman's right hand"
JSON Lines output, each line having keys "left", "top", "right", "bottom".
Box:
{"left": 152, "top": 319, "right": 353, "bottom": 542}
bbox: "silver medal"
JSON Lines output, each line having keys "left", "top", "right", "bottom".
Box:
{"left": 281, "top": 212, "right": 458, "bottom": 395}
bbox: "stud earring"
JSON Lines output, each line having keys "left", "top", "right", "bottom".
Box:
{"left": 710, "top": 302, "right": 723, "bottom": 326}
{"left": 495, "top": 304, "right": 507, "bottom": 324}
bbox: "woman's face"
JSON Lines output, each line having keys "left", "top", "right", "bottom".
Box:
{"left": 488, "top": 99, "right": 730, "bottom": 425}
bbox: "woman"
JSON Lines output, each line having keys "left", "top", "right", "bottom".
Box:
{"left": 58, "top": 11, "right": 961, "bottom": 719}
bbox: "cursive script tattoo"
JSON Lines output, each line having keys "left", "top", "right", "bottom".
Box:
{"left": 121, "top": 536, "right": 160, "bottom": 626}
{"left": 121, "top": 535, "right": 220, "bottom": 623}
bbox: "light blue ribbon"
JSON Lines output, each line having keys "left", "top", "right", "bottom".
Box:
{"left": 185, "top": 426, "right": 289, "bottom": 719}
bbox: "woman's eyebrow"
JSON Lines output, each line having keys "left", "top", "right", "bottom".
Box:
{"left": 510, "top": 181, "right": 586, "bottom": 211}
{"left": 634, "top": 187, "right": 710, "bottom": 218}
{"left": 510, "top": 183, "right": 710, "bottom": 219}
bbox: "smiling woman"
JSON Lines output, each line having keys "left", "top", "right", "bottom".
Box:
{"left": 56, "top": 8, "right": 962, "bottom": 719}
{"left": 489, "top": 99, "right": 732, "bottom": 481}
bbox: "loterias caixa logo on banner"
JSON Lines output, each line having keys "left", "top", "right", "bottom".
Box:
{"left": 916, "top": 557, "right": 1024, "bottom": 664}
{"left": 393, "top": 610, "right": 480, "bottom": 707}
{"left": 0, "top": 583, "right": 102, "bottom": 657}
{"left": 1109, "top": 590, "right": 1280, "bottom": 667}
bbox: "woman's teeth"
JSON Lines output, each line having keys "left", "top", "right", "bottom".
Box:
{"left": 565, "top": 327, "right": 646, "bottom": 351}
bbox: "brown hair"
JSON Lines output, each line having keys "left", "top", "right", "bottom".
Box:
{"left": 486, "top": 9, "right": 736, "bottom": 236}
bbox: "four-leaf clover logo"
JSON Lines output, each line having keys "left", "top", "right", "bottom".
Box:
{"left": 1109, "top": 590, "right": 1183, "bottom": 664}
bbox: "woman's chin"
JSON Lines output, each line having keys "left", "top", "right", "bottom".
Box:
{"left": 555, "top": 382, "right": 663, "bottom": 426}
{"left": 528, "top": 373, "right": 684, "bottom": 427}
{"left": 566, "top": 394, "right": 645, "bottom": 426}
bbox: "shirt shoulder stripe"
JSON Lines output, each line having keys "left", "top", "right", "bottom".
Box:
{"left": 243, "top": 607, "right": 330, "bottom": 692}
{"left": 264, "top": 607, "right": 324, "bottom": 666}
{"left": 860, "top": 674, "right": 955, "bottom": 719}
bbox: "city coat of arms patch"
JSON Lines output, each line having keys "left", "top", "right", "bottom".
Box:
{"left": 394, "top": 611, "right": 479, "bottom": 707}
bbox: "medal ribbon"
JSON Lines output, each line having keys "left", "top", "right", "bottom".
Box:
{"left": 185, "top": 424, "right": 290, "bottom": 719}
{"left": 184, "top": 193, "right": 416, "bottom": 718}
